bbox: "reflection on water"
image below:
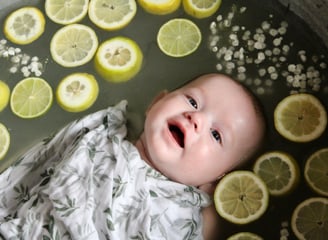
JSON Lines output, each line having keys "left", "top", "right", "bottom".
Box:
{"left": 0, "top": 0, "right": 327, "bottom": 239}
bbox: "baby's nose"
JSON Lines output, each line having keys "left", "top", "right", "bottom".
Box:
{"left": 184, "top": 112, "right": 200, "bottom": 131}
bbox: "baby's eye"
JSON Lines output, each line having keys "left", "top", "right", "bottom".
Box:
{"left": 211, "top": 129, "right": 222, "bottom": 143}
{"left": 187, "top": 96, "right": 198, "bottom": 109}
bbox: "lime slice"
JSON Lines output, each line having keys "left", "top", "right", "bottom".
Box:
{"left": 291, "top": 197, "right": 328, "bottom": 240}
{"left": 88, "top": 0, "right": 137, "bottom": 31}
{"left": 94, "top": 36, "right": 143, "bottom": 82}
{"left": 3, "top": 6, "right": 45, "bottom": 45}
{"left": 50, "top": 24, "right": 98, "bottom": 67}
{"left": 56, "top": 73, "right": 99, "bottom": 112}
{"left": 0, "top": 123, "right": 10, "bottom": 160}
{"left": 45, "top": 0, "right": 89, "bottom": 25}
{"left": 304, "top": 148, "right": 328, "bottom": 197}
{"left": 10, "top": 77, "right": 53, "bottom": 119}
{"left": 183, "top": 0, "right": 222, "bottom": 19}
{"left": 227, "top": 232, "right": 263, "bottom": 240}
{"left": 214, "top": 170, "right": 269, "bottom": 224}
{"left": 253, "top": 151, "right": 300, "bottom": 196}
{"left": 0, "top": 81, "right": 10, "bottom": 112}
{"left": 274, "top": 93, "right": 327, "bottom": 142}
{"left": 157, "top": 18, "right": 202, "bottom": 57}
{"left": 138, "top": 0, "right": 181, "bottom": 15}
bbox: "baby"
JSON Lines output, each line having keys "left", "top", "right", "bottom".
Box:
{"left": 0, "top": 73, "right": 265, "bottom": 240}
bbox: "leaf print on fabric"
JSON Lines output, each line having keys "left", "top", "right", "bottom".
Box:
{"left": 112, "top": 176, "right": 127, "bottom": 199}
{"left": 130, "top": 231, "right": 151, "bottom": 240}
{"left": 174, "top": 217, "right": 199, "bottom": 240}
{"left": 14, "top": 184, "right": 30, "bottom": 203}
{"left": 53, "top": 195, "right": 79, "bottom": 217}
{"left": 104, "top": 208, "right": 115, "bottom": 231}
{"left": 39, "top": 168, "right": 54, "bottom": 187}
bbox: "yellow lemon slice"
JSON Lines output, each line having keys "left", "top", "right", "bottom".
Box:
{"left": 94, "top": 36, "right": 143, "bottom": 82}
{"left": 3, "top": 7, "right": 45, "bottom": 45}
{"left": 274, "top": 93, "right": 327, "bottom": 142}
{"left": 88, "top": 0, "right": 137, "bottom": 31}
{"left": 304, "top": 148, "right": 328, "bottom": 197}
{"left": 45, "top": 0, "right": 89, "bottom": 25}
{"left": 0, "top": 123, "right": 10, "bottom": 160}
{"left": 227, "top": 232, "right": 263, "bottom": 240}
{"left": 50, "top": 24, "right": 98, "bottom": 67}
{"left": 138, "top": 0, "right": 181, "bottom": 15}
{"left": 10, "top": 77, "right": 53, "bottom": 119}
{"left": 157, "top": 18, "right": 202, "bottom": 57}
{"left": 0, "top": 81, "right": 10, "bottom": 112}
{"left": 183, "top": 0, "right": 222, "bottom": 19}
{"left": 214, "top": 170, "right": 269, "bottom": 224}
{"left": 56, "top": 73, "right": 99, "bottom": 112}
{"left": 253, "top": 151, "right": 300, "bottom": 196}
{"left": 291, "top": 197, "right": 328, "bottom": 240}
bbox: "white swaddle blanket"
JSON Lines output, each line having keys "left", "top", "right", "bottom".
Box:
{"left": 0, "top": 101, "right": 210, "bottom": 240}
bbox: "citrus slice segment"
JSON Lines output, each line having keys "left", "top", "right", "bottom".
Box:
{"left": 291, "top": 197, "right": 328, "bottom": 240}
{"left": 3, "top": 6, "right": 45, "bottom": 45}
{"left": 45, "top": 0, "right": 89, "bottom": 25}
{"left": 56, "top": 73, "right": 99, "bottom": 112}
{"left": 0, "top": 81, "right": 10, "bottom": 112}
{"left": 253, "top": 151, "right": 300, "bottom": 196}
{"left": 157, "top": 18, "right": 202, "bottom": 57}
{"left": 183, "top": 0, "right": 222, "bottom": 19}
{"left": 0, "top": 123, "right": 10, "bottom": 160}
{"left": 304, "top": 148, "right": 328, "bottom": 197}
{"left": 88, "top": 0, "right": 137, "bottom": 31}
{"left": 94, "top": 36, "right": 143, "bottom": 82}
{"left": 50, "top": 24, "right": 98, "bottom": 67}
{"left": 10, "top": 77, "right": 53, "bottom": 119}
{"left": 274, "top": 93, "right": 327, "bottom": 142}
{"left": 138, "top": 0, "right": 181, "bottom": 15}
{"left": 214, "top": 170, "right": 269, "bottom": 224}
{"left": 227, "top": 232, "right": 263, "bottom": 240}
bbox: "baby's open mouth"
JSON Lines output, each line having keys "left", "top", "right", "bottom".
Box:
{"left": 169, "top": 124, "right": 185, "bottom": 148}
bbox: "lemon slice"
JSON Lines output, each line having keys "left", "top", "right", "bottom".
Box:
{"left": 304, "top": 148, "right": 328, "bottom": 197}
{"left": 291, "top": 197, "right": 328, "bottom": 240}
{"left": 157, "top": 18, "right": 202, "bottom": 57}
{"left": 214, "top": 170, "right": 269, "bottom": 224}
{"left": 10, "top": 77, "right": 53, "bottom": 119}
{"left": 0, "top": 81, "right": 10, "bottom": 112}
{"left": 183, "top": 0, "right": 222, "bottom": 19}
{"left": 227, "top": 232, "right": 263, "bottom": 240}
{"left": 0, "top": 123, "right": 10, "bottom": 160}
{"left": 88, "top": 0, "right": 137, "bottom": 31}
{"left": 56, "top": 73, "right": 99, "bottom": 112}
{"left": 274, "top": 93, "right": 327, "bottom": 142}
{"left": 253, "top": 151, "right": 300, "bottom": 196}
{"left": 50, "top": 24, "right": 98, "bottom": 67}
{"left": 3, "top": 6, "right": 45, "bottom": 45}
{"left": 94, "top": 36, "right": 143, "bottom": 82}
{"left": 138, "top": 0, "right": 181, "bottom": 15}
{"left": 45, "top": 0, "right": 89, "bottom": 25}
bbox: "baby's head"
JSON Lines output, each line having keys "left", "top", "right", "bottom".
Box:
{"left": 137, "top": 73, "right": 265, "bottom": 188}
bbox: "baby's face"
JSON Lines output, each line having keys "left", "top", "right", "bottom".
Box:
{"left": 140, "top": 74, "right": 263, "bottom": 187}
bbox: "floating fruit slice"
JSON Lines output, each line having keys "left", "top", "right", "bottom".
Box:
{"left": 0, "top": 123, "right": 10, "bottom": 160}
{"left": 291, "top": 197, "right": 328, "bottom": 240}
{"left": 227, "top": 232, "right": 263, "bottom": 240}
{"left": 183, "top": 0, "right": 222, "bottom": 19}
{"left": 94, "top": 36, "right": 143, "bottom": 82}
{"left": 50, "top": 24, "right": 98, "bottom": 67}
{"left": 138, "top": 0, "right": 181, "bottom": 15}
{"left": 304, "top": 148, "right": 328, "bottom": 197}
{"left": 214, "top": 170, "right": 269, "bottom": 224}
{"left": 274, "top": 93, "right": 327, "bottom": 142}
{"left": 0, "top": 81, "right": 10, "bottom": 112}
{"left": 45, "top": 0, "right": 89, "bottom": 25}
{"left": 56, "top": 73, "right": 99, "bottom": 112}
{"left": 253, "top": 151, "right": 300, "bottom": 196}
{"left": 88, "top": 0, "right": 137, "bottom": 31}
{"left": 3, "top": 7, "right": 45, "bottom": 45}
{"left": 157, "top": 18, "right": 202, "bottom": 57}
{"left": 10, "top": 77, "right": 53, "bottom": 119}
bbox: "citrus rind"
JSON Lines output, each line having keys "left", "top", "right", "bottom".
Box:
{"left": 0, "top": 81, "right": 10, "bottom": 112}
{"left": 183, "top": 0, "right": 222, "bottom": 19}
{"left": 227, "top": 232, "right": 263, "bottom": 240}
{"left": 274, "top": 93, "right": 327, "bottom": 142}
{"left": 0, "top": 123, "right": 10, "bottom": 160}
{"left": 138, "top": 0, "right": 181, "bottom": 15}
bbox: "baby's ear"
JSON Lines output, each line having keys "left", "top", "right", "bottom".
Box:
{"left": 146, "top": 90, "right": 168, "bottom": 114}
